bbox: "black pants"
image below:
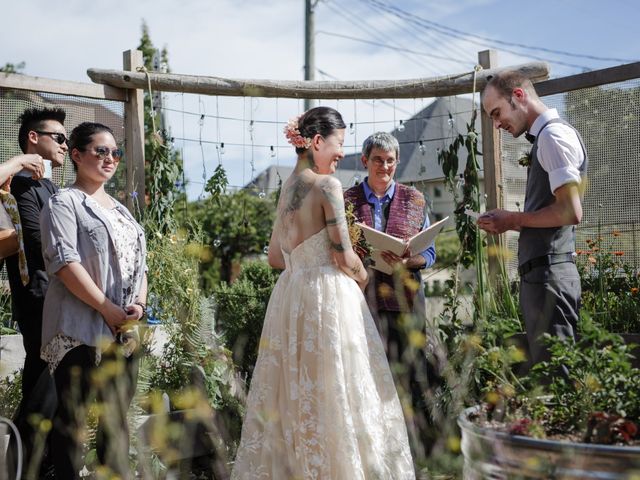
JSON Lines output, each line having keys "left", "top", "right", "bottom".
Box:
{"left": 50, "top": 344, "right": 139, "bottom": 480}
{"left": 373, "top": 309, "right": 439, "bottom": 459}
{"left": 8, "top": 307, "right": 57, "bottom": 479}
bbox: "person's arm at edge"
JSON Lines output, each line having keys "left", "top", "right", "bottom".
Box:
{"left": 477, "top": 182, "right": 582, "bottom": 234}
{"left": 0, "top": 154, "right": 44, "bottom": 186}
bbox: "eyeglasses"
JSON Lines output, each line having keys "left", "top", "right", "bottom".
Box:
{"left": 35, "top": 131, "right": 67, "bottom": 145}
{"left": 370, "top": 158, "right": 398, "bottom": 168}
{"left": 83, "top": 146, "right": 124, "bottom": 161}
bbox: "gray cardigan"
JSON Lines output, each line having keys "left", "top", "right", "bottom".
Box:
{"left": 40, "top": 188, "right": 147, "bottom": 351}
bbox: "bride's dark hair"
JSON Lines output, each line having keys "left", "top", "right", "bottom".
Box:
{"left": 295, "top": 106, "right": 346, "bottom": 154}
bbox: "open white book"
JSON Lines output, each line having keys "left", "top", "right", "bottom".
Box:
{"left": 356, "top": 216, "right": 449, "bottom": 274}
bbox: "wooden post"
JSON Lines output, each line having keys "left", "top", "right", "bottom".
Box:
{"left": 123, "top": 50, "right": 145, "bottom": 215}
{"left": 478, "top": 49, "right": 503, "bottom": 283}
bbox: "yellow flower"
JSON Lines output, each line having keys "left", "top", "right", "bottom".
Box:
{"left": 485, "top": 391, "right": 500, "bottom": 405}
{"left": 408, "top": 330, "right": 426, "bottom": 349}
{"left": 508, "top": 346, "right": 527, "bottom": 363}
{"left": 584, "top": 374, "right": 601, "bottom": 392}
{"left": 447, "top": 436, "right": 461, "bottom": 453}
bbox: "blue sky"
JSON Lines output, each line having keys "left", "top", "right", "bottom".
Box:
{"left": 2, "top": 0, "right": 638, "bottom": 199}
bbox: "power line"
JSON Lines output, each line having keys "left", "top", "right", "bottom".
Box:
{"left": 353, "top": 0, "right": 475, "bottom": 68}
{"left": 322, "top": 0, "right": 435, "bottom": 74}
{"left": 315, "top": 30, "right": 471, "bottom": 66}
{"left": 362, "top": 0, "right": 595, "bottom": 71}
{"left": 364, "top": 0, "right": 635, "bottom": 64}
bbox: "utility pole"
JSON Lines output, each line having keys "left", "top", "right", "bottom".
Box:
{"left": 304, "top": 0, "right": 317, "bottom": 111}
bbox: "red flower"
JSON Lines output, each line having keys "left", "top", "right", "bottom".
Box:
{"left": 613, "top": 251, "right": 625, "bottom": 256}
{"left": 508, "top": 418, "right": 532, "bottom": 436}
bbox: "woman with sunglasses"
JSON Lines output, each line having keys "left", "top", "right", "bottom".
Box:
{"left": 40, "top": 122, "right": 147, "bottom": 479}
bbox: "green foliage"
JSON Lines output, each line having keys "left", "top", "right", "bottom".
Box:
{"left": 137, "top": 20, "right": 183, "bottom": 227}
{"left": 524, "top": 317, "right": 640, "bottom": 436}
{"left": 0, "top": 62, "right": 25, "bottom": 74}
{"left": 0, "top": 370, "right": 21, "bottom": 418}
{"left": 433, "top": 230, "right": 460, "bottom": 268}
{"left": 141, "top": 223, "right": 242, "bottom": 420}
{"left": 577, "top": 231, "right": 640, "bottom": 333}
{"left": 204, "top": 165, "right": 229, "bottom": 206}
{"left": 190, "top": 190, "right": 276, "bottom": 287}
{"left": 214, "top": 261, "right": 279, "bottom": 380}
{"left": 437, "top": 116, "right": 483, "bottom": 269}
{"left": 0, "top": 287, "right": 14, "bottom": 332}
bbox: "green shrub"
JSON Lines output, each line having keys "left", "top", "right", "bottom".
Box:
{"left": 214, "top": 261, "right": 279, "bottom": 380}
{"left": 0, "top": 370, "right": 21, "bottom": 419}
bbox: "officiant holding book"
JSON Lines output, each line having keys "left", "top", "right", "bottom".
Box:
{"left": 344, "top": 131, "right": 437, "bottom": 458}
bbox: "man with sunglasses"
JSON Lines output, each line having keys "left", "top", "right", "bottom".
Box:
{"left": 344, "top": 131, "right": 437, "bottom": 460}
{"left": 6, "top": 107, "right": 67, "bottom": 478}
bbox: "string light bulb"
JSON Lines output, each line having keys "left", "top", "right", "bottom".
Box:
{"left": 397, "top": 120, "right": 405, "bottom": 132}
{"left": 258, "top": 190, "right": 266, "bottom": 199}
{"left": 270, "top": 145, "right": 276, "bottom": 158}
{"left": 419, "top": 140, "right": 425, "bottom": 155}
{"left": 218, "top": 142, "right": 225, "bottom": 155}
{"left": 213, "top": 238, "right": 222, "bottom": 247}
{"left": 349, "top": 123, "right": 355, "bottom": 135}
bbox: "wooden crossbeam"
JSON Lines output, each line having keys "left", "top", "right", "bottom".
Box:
{"left": 86, "top": 62, "right": 549, "bottom": 99}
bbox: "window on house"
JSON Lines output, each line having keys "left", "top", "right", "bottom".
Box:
{"left": 434, "top": 186, "right": 442, "bottom": 198}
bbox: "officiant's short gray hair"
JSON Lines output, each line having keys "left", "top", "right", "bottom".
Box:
{"left": 362, "top": 132, "right": 399, "bottom": 160}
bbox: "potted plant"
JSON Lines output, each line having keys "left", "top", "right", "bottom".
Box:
{"left": 458, "top": 316, "right": 640, "bottom": 478}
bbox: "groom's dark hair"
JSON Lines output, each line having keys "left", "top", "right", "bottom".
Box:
{"left": 295, "top": 106, "right": 346, "bottom": 154}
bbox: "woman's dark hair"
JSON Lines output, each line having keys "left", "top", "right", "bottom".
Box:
{"left": 295, "top": 106, "right": 346, "bottom": 154}
{"left": 68, "top": 122, "right": 115, "bottom": 171}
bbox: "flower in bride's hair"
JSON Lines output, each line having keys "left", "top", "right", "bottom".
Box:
{"left": 284, "top": 115, "right": 312, "bottom": 149}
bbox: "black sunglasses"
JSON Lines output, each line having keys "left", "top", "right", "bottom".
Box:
{"left": 35, "top": 131, "right": 67, "bottom": 145}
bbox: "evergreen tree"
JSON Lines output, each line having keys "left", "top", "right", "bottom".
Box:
{"left": 137, "top": 21, "right": 184, "bottom": 226}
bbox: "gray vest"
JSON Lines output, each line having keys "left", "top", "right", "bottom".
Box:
{"left": 518, "top": 118, "right": 589, "bottom": 266}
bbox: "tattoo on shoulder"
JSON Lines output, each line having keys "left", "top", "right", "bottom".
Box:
{"left": 319, "top": 178, "right": 344, "bottom": 211}
{"left": 350, "top": 263, "right": 362, "bottom": 276}
{"left": 281, "top": 179, "right": 313, "bottom": 215}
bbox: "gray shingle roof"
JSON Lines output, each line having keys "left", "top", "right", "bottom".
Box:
{"left": 338, "top": 97, "right": 483, "bottom": 184}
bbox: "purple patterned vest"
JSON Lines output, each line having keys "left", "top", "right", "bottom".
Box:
{"left": 344, "top": 182, "right": 426, "bottom": 312}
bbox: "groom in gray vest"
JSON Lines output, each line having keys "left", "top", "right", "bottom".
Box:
{"left": 478, "top": 70, "right": 588, "bottom": 368}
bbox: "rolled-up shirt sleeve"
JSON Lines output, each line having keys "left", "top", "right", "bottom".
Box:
{"left": 40, "top": 196, "right": 81, "bottom": 276}
{"left": 537, "top": 123, "right": 584, "bottom": 194}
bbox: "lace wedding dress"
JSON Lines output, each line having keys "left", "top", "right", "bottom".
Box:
{"left": 231, "top": 228, "right": 415, "bottom": 479}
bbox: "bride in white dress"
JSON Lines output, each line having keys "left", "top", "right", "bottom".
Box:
{"left": 231, "top": 107, "right": 415, "bottom": 479}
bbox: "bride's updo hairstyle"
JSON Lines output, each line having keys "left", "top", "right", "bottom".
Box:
{"left": 290, "top": 106, "right": 346, "bottom": 155}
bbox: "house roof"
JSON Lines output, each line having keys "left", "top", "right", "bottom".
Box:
{"left": 338, "top": 96, "right": 483, "bottom": 184}
{"left": 248, "top": 164, "right": 363, "bottom": 193}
